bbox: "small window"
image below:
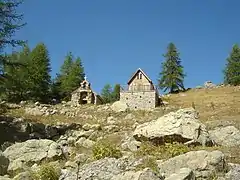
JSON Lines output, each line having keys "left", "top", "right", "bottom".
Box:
{"left": 140, "top": 73, "right": 142, "bottom": 79}
{"left": 149, "top": 101, "right": 151, "bottom": 103}
{"left": 126, "top": 97, "right": 128, "bottom": 100}
{"left": 135, "top": 106, "right": 137, "bottom": 109}
{"left": 140, "top": 96, "right": 142, "bottom": 98}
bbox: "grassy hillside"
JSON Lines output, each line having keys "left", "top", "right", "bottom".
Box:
{"left": 165, "top": 86, "right": 240, "bottom": 129}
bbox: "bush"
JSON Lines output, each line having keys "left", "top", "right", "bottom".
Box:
{"left": 135, "top": 142, "right": 190, "bottom": 160}
{"left": 135, "top": 156, "right": 159, "bottom": 175}
{"left": 31, "top": 164, "right": 61, "bottom": 180}
{"left": 92, "top": 141, "right": 122, "bottom": 160}
{"left": 0, "top": 103, "right": 8, "bottom": 114}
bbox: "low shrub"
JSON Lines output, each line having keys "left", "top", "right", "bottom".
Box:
{"left": 135, "top": 142, "right": 190, "bottom": 160}
{"left": 31, "top": 164, "right": 61, "bottom": 180}
{"left": 92, "top": 141, "right": 122, "bottom": 160}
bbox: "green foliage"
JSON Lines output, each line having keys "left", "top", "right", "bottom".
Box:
{"left": 0, "top": 0, "right": 26, "bottom": 81}
{"left": 135, "top": 142, "right": 190, "bottom": 160}
{"left": 0, "top": 103, "right": 8, "bottom": 114}
{"left": 135, "top": 156, "right": 160, "bottom": 175}
{"left": 158, "top": 43, "right": 186, "bottom": 93}
{"left": 224, "top": 44, "right": 240, "bottom": 85}
{"left": 2, "top": 45, "right": 31, "bottom": 102}
{"left": 31, "top": 164, "right": 61, "bottom": 180}
{"left": 101, "top": 84, "right": 113, "bottom": 103}
{"left": 101, "top": 83, "right": 120, "bottom": 103}
{"left": 28, "top": 43, "right": 51, "bottom": 102}
{"left": 92, "top": 141, "right": 122, "bottom": 160}
{"left": 53, "top": 52, "right": 85, "bottom": 101}
{"left": 112, "top": 84, "right": 120, "bottom": 101}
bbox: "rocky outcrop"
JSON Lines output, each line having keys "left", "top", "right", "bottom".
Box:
{"left": 60, "top": 158, "right": 125, "bottom": 180}
{"left": 164, "top": 168, "right": 195, "bottom": 180}
{"left": 157, "top": 150, "right": 225, "bottom": 179}
{"left": 133, "top": 108, "right": 212, "bottom": 146}
{"left": 0, "top": 176, "right": 11, "bottom": 180}
{"left": 0, "top": 116, "right": 81, "bottom": 146}
{"left": 0, "top": 151, "right": 9, "bottom": 176}
{"left": 111, "top": 168, "right": 161, "bottom": 180}
{"left": 3, "top": 139, "right": 63, "bottom": 172}
{"left": 60, "top": 157, "right": 148, "bottom": 180}
{"left": 225, "top": 163, "right": 240, "bottom": 180}
{"left": 204, "top": 81, "right": 216, "bottom": 88}
{"left": 111, "top": 101, "right": 129, "bottom": 112}
{"left": 209, "top": 126, "right": 240, "bottom": 147}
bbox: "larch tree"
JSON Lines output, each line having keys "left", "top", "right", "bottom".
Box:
{"left": 3, "top": 45, "right": 31, "bottom": 102}
{"left": 112, "top": 84, "right": 120, "bottom": 101}
{"left": 158, "top": 42, "right": 186, "bottom": 93}
{"left": 224, "top": 44, "right": 240, "bottom": 85}
{"left": 101, "top": 84, "right": 113, "bottom": 104}
{"left": 28, "top": 43, "right": 51, "bottom": 102}
{"left": 55, "top": 52, "right": 85, "bottom": 100}
{"left": 0, "top": 0, "right": 26, "bottom": 79}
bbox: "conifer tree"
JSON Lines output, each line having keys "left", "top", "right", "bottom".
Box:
{"left": 3, "top": 45, "right": 31, "bottom": 102}
{"left": 158, "top": 43, "right": 186, "bottom": 93}
{"left": 0, "top": 0, "right": 26, "bottom": 80}
{"left": 112, "top": 84, "right": 120, "bottom": 101}
{"left": 224, "top": 44, "right": 240, "bottom": 85}
{"left": 28, "top": 43, "right": 51, "bottom": 102}
{"left": 101, "top": 84, "right": 113, "bottom": 103}
{"left": 55, "top": 52, "right": 85, "bottom": 100}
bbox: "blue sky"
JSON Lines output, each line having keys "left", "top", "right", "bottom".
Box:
{"left": 12, "top": 0, "right": 240, "bottom": 93}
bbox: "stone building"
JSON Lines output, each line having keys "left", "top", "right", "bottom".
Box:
{"left": 71, "top": 77, "right": 103, "bottom": 106}
{"left": 120, "top": 68, "right": 160, "bottom": 110}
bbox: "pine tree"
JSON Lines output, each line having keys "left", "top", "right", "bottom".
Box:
{"left": 2, "top": 45, "right": 31, "bottom": 102}
{"left": 158, "top": 43, "right": 186, "bottom": 93}
{"left": 28, "top": 43, "right": 51, "bottom": 102}
{"left": 0, "top": 0, "right": 26, "bottom": 80}
{"left": 224, "top": 44, "right": 240, "bottom": 85}
{"left": 101, "top": 84, "right": 113, "bottom": 103}
{"left": 112, "top": 84, "right": 120, "bottom": 101}
{"left": 56, "top": 52, "right": 85, "bottom": 100}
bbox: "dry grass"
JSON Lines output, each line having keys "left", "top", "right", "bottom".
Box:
{"left": 167, "top": 86, "right": 240, "bottom": 122}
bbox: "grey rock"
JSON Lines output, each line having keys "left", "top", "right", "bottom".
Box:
{"left": 3, "top": 139, "right": 63, "bottom": 172}
{"left": 25, "top": 107, "right": 44, "bottom": 116}
{"left": 0, "top": 151, "right": 9, "bottom": 176}
{"left": 111, "top": 101, "right": 129, "bottom": 112}
{"left": 133, "top": 108, "right": 212, "bottom": 146}
{"left": 204, "top": 81, "right": 216, "bottom": 88}
{"left": 121, "top": 135, "right": 141, "bottom": 152}
{"left": 111, "top": 168, "right": 161, "bottom": 180}
{"left": 13, "top": 171, "right": 32, "bottom": 180}
{"left": 157, "top": 150, "right": 225, "bottom": 179}
{"left": 165, "top": 168, "right": 195, "bottom": 180}
{"left": 75, "top": 137, "right": 95, "bottom": 148}
{"left": 0, "top": 176, "right": 11, "bottom": 180}
{"left": 209, "top": 126, "right": 240, "bottom": 147}
{"left": 225, "top": 163, "right": 240, "bottom": 180}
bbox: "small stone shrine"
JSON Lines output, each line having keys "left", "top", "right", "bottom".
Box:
{"left": 71, "top": 76, "right": 103, "bottom": 105}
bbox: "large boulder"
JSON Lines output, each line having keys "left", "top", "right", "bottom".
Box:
{"left": 157, "top": 150, "right": 225, "bottom": 179}
{"left": 111, "top": 101, "right": 129, "bottom": 112}
{"left": 0, "top": 177, "right": 11, "bottom": 180}
{"left": 209, "top": 126, "right": 240, "bottom": 147}
{"left": 60, "top": 158, "right": 124, "bottom": 180}
{"left": 111, "top": 168, "right": 161, "bottom": 180}
{"left": 3, "top": 139, "right": 63, "bottom": 172}
{"left": 204, "top": 81, "right": 216, "bottom": 88}
{"left": 0, "top": 151, "right": 9, "bottom": 176}
{"left": 133, "top": 108, "right": 212, "bottom": 146}
{"left": 60, "top": 157, "right": 145, "bottom": 180}
{"left": 225, "top": 163, "right": 240, "bottom": 180}
{"left": 164, "top": 168, "right": 195, "bottom": 180}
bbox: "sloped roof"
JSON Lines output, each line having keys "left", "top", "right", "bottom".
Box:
{"left": 127, "top": 68, "right": 153, "bottom": 85}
